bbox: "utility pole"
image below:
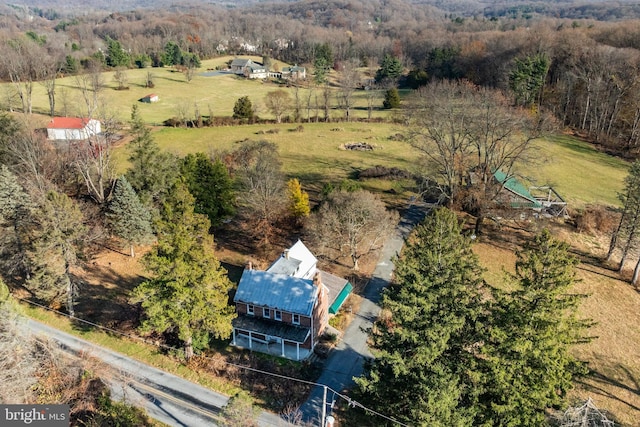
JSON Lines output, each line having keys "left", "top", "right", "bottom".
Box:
{"left": 321, "top": 385, "right": 327, "bottom": 427}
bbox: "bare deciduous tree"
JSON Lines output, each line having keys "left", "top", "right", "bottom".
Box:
{"left": 0, "top": 38, "right": 43, "bottom": 114}
{"left": 406, "top": 80, "right": 551, "bottom": 233}
{"left": 233, "top": 141, "right": 286, "bottom": 248}
{"left": 38, "top": 49, "right": 64, "bottom": 117}
{"left": 264, "top": 89, "right": 291, "bottom": 123}
{"left": 72, "top": 114, "right": 119, "bottom": 204}
{"left": 75, "top": 63, "right": 105, "bottom": 119}
{"left": 113, "top": 68, "right": 129, "bottom": 90}
{"left": 307, "top": 189, "right": 398, "bottom": 270}
{"left": 337, "top": 58, "right": 361, "bottom": 122}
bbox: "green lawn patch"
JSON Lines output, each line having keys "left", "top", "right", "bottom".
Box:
{"left": 525, "top": 135, "right": 629, "bottom": 208}
{"left": 9, "top": 56, "right": 392, "bottom": 125}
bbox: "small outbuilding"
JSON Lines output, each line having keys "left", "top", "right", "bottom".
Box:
{"left": 47, "top": 117, "right": 101, "bottom": 141}
{"left": 140, "top": 93, "right": 159, "bottom": 103}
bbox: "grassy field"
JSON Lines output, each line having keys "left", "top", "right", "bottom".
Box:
{"left": 113, "top": 123, "right": 628, "bottom": 209}
{"left": 122, "top": 122, "right": 414, "bottom": 199}
{"left": 527, "top": 134, "right": 629, "bottom": 207}
{"left": 7, "top": 55, "right": 627, "bottom": 207}
{"left": 12, "top": 56, "right": 391, "bottom": 125}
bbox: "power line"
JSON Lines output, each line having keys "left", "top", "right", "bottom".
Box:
{"left": 16, "top": 296, "right": 409, "bottom": 427}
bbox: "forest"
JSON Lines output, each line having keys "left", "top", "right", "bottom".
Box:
{"left": 1, "top": 0, "right": 640, "bottom": 426}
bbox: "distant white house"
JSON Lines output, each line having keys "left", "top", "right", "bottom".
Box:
{"left": 281, "top": 65, "right": 306, "bottom": 80}
{"left": 230, "top": 58, "right": 254, "bottom": 75}
{"left": 230, "top": 58, "right": 269, "bottom": 79}
{"left": 47, "top": 117, "right": 101, "bottom": 141}
{"left": 245, "top": 63, "right": 268, "bottom": 79}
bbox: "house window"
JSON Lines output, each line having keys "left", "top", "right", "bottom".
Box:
{"left": 247, "top": 304, "right": 254, "bottom": 315}
{"left": 292, "top": 314, "right": 300, "bottom": 325}
{"left": 274, "top": 310, "right": 282, "bottom": 321}
{"left": 263, "top": 308, "right": 270, "bottom": 318}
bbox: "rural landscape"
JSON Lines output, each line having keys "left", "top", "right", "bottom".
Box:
{"left": 0, "top": 0, "right": 640, "bottom": 426}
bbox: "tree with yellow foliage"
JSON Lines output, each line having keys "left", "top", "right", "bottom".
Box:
{"left": 287, "top": 178, "right": 310, "bottom": 221}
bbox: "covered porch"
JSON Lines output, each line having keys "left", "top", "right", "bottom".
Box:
{"left": 231, "top": 316, "right": 312, "bottom": 361}
{"left": 231, "top": 333, "right": 312, "bottom": 361}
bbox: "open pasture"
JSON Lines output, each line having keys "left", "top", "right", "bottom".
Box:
{"left": 113, "top": 123, "right": 629, "bottom": 209}
{"left": 10, "top": 56, "right": 390, "bottom": 125}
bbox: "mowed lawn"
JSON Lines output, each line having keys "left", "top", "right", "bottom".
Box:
{"left": 7, "top": 55, "right": 626, "bottom": 207}
{"left": 15, "top": 56, "right": 391, "bottom": 125}
{"left": 526, "top": 135, "right": 629, "bottom": 208}
{"left": 146, "top": 123, "right": 412, "bottom": 192}
{"left": 114, "top": 123, "right": 628, "bottom": 210}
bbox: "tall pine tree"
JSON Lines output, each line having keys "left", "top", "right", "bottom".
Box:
{"left": 0, "top": 165, "right": 34, "bottom": 280}
{"left": 180, "top": 153, "right": 235, "bottom": 227}
{"left": 607, "top": 160, "right": 640, "bottom": 281}
{"left": 27, "top": 191, "right": 86, "bottom": 316}
{"left": 130, "top": 182, "right": 235, "bottom": 359}
{"left": 106, "top": 176, "right": 153, "bottom": 258}
{"left": 355, "top": 208, "right": 485, "bottom": 426}
{"left": 479, "top": 230, "right": 590, "bottom": 426}
{"left": 126, "top": 105, "right": 178, "bottom": 208}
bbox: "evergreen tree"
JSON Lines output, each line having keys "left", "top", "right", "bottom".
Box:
{"left": 479, "top": 230, "right": 590, "bottom": 426}
{"left": 286, "top": 178, "right": 310, "bottom": 221}
{"left": 126, "top": 105, "right": 179, "bottom": 208}
{"left": 0, "top": 113, "right": 21, "bottom": 165}
{"left": 106, "top": 176, "right": 153, "bottom": 258}
{"left": 105, "top": 37, "right": 130, "bottom": 68}
{"left": 607, "top": 160, "right": 640, "bottom": 281}
{"left": 313, "top": 43, "right": 333, "bottom": 85}
{"left": 232, "top": 96, "right": 253, "bottom": 121}
{"left": 407, "top": 68, "right": 429, "bottom": 89}
{"left": 180, "top": 153, "right": 235, "bottom": 227}
{"left": 162, "top": 41, "right": 182, "bottom": 66}
{"left": 27, "top": 191, "right": 86, "bottom": 316}
{"left": 375, "top": 54, "right": 403, "bottom": 83}
{"left": 355, "top": 208, "right": 485, "bottom": 425}
{"left": 130, "top": 182, "right": 235, "bottom": 360}
{"left": 382, "top": 88, "right": 401, "bottom": 109}
{"left": 314, "top": 43, "right": 333, "bottom": 70}
{"left": 509, "top": 53, "right": 549, "bottom": 107}
{"left": 0, "top": 165, "right": 34, "bottom": 280}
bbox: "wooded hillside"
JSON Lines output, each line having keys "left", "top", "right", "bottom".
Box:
{"left": 0, "top": 0, "right": 640, "bottom": 156}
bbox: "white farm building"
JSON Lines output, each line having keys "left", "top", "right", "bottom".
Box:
{"left": 47, "top": 117, "right": 102, "bottom": 141}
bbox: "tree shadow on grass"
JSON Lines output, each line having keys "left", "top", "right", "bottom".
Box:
{"left": 71, "top": 265, "right": 143, "bottom": 335}
{"left": 575, "top": 362, "right": 640, "bottom": 413}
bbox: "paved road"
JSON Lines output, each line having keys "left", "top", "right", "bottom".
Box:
{"left": 25, "top": 319, "right": 291, "bottom": 427}
{"left": 300, "top": 202, "right": 429, "bottom": 426}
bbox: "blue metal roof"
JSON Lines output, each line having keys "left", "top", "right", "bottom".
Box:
{"left": 234, "top": 270, "right": 318, "bottom": 316}
{"left": 268, "top": 257, "right": 302, "bottom": 276}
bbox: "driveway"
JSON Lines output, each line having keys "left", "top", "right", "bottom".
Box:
{"left": 300, "top": 201, "right": 429, "bottom": 425}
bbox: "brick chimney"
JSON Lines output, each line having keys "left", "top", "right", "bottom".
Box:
{"left": 313, "top": 271, "right": 322, "bottom": 287}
